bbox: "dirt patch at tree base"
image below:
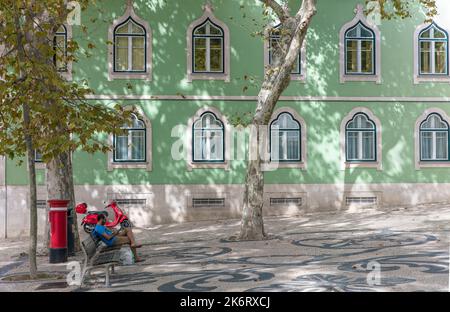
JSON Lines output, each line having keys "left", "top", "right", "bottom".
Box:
{"left": 1, "top": 272, "right": 65, "bottom": 282}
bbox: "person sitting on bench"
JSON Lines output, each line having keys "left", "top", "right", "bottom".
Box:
{"left": 93, "top": 214, "right": 143, "bottom": 262}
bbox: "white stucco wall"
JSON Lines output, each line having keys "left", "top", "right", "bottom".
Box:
{"left": 0, "top": 156, "right": 6, "bottom": 239}
{"left": 2, "top": 182, "right": 450, "bottom": 238}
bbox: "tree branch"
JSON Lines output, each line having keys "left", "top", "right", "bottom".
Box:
{"left": 259, "top": 0, "right": 290, "bottom": 22}
{"left": 295, "top": 0, "right": 317, "bottom": 22}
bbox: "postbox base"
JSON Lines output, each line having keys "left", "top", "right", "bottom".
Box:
{"left": 49, "top": 248, "right": 68, "bottom": 263}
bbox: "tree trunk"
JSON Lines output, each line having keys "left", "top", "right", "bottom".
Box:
{"left": 67, "top": 152, "right": 81, "bottom": 252}
{"left": 239, "top": 125, "right": 266, "bottom": 240}
{"left": 23, "top": 103, "right": 38, "bottom": 278}
{"left": 238, "top": 0, "right": 317, "bottom": 240}
{"left": 15, "top": 3, "right": 38, "bottom": 277}
{"left": 46, "top": 150, "right": 78, "bottom": 252}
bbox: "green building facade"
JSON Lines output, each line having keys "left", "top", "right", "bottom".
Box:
{"left": 2, "top": 0, "right": 450, "bottom": 237}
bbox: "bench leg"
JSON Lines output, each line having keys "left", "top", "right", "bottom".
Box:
{"left": 80, "top": 267, "right": 90, "bottom": 288}
{"left": 105, "top": 266, "right": 111, "bottom": 288}
{"left": 110, "top": 265, "right": 115, "bottom": 275}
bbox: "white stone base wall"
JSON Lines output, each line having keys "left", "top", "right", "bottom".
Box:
{"left": 1, "top": 183, "right": 450, "bottom": 238}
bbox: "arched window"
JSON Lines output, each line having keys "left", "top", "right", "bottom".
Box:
{"left": 54, "top": 25, "right": 68, "bottom": 72}
{"left": 419, "top": 23, "right": 448, "bottom": 75}
{"left": 420, "top": 113, "right": 449, "bottom": 161}
{"left": 113, "top": 18, "right": 146, "bottom": 73}
{"left": 270, "top": 113, "right": 301, "bottom": 162}
{"left": 269, "top": 24, "right": 301, "bottom": 75}
{"left": 345, "top": 22, "right": 375, "bottom": 75}
{"left": 192, "top": 19, "right": 224, "bottom": 73}
{"left": 193, "top": 112, "right": 224, "bottom": 162}
{"left": 114, "top": 114, "right": 146, "bottom": 162}
{"left": 346, "top": 113, "right": 376, "bottom": 161}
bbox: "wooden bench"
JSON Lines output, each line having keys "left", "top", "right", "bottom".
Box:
{"left": 80, "top": 234, "right": 121, "bottom": 288}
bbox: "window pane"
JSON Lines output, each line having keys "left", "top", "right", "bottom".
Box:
{"left": 115, "top": 37, "right": 129, "bottom": 71}
{"left": 436, "top": 132, "right": 448, "bottom": 159}
{"left": 278, "top": 132, "right": 286, "bottom": 160}
{"left": 209, "top": 23, "right": 223, "bottom": 36}
{"left": 210, "top": 38, "right": 223, "bottom": 72}
{"left": 347, "top": 132, "right": 359, "bottom": 160}
{"left": 131, "top": 22, "right": 145, "bottom": 34}
{"left": 420, "top": 29, "right": 431, "bottom": 39}
{"left": 194, "top": 24, "right": 207, "bottom": 35}
{"left": 346, "top": 26, "right": 358, "bottom": 38}
{"left": 35, "top": 150, "right": 43, "bottom": 162}
{"left": 360, "top": 40, "right": 373, "bottom": 73}
{"left": 271, "top": 128, "right": 280, "bottom": 161}
{"left": 209, "top": 130, "right": 223, "bottom": 160}
{"left": 115, "top": 135, "right": 129, "bottom": 160}
{"left": 362, "top": 132, "right": 375, "bottom": 160}
{"left": 420, "top": 41, "right": 431, "bottom": 74}
{"left": 287, "top": 131, "right": 300, "bottom": 160}
{"left": 116, "top": 23, "right": 129, "bottom": 34}
{"left": 421, "top": 132, "right": 433, "bottom": 160}
{"left": 292, "top": 54, "right": 301, "bottom": 74}
{"left": 194, "top": 130, "right": 204, "bottom": 160}
{"left": 270, "top": 37, "right": 280, "bottom": 66}
{"left": 435, "top": 41, "right": 447, "bottom": 74}
{"left": 131, "top": 131, "right": 145, "bottom": 160}
{"left": 346, "top": 40, "right": 358, "bottom": 73}
{"left": 132, "top": 37, "right": 145, "bottom": 71}
{"left": 434, "top": 28, "right": 446, "bottom": 39}
{"left": 360, "top": 26, "right": 373, "bottom": 38}
{"left": 54, "top": 35, "right": 67, "bottom": 71}
{"left": 194, "top": 38, "right": 207, "bottom": 72}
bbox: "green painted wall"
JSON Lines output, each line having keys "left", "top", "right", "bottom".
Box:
{"left": 72, "top": 0, "right": 449, "bottom": 97}
{"left": 6, "top": 0, "right": 450, "bottom": 186}
{"left": 7, "top": 100, "right": 450, "bottom": 185}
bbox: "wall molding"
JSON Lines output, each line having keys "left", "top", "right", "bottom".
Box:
{"left": 85, "top": 94, "right": 450, "bottom": 102}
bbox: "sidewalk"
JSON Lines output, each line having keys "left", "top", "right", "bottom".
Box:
{"left": 1, "top": 203, "right": 449, "bottom": 292}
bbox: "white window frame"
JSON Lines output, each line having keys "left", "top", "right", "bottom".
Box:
{"left": 108, "top": 106, "right": 152, "bottom": 171}
{"left": 339, "top": 4, "right": 381, "bottom": 84}
{"left": 340, "top": 107, "right": 382, "bottom": 170}
{"left": 193, "top": 112, "right": 225, "bottom": 162}
{"left": 345, "top": 114, "right": 376, "bottom": 162}
{"left": 108, "top": 0, "right": 152, "bottom": 81}
{"left": 262, "top": 107, "right": 307, "bottom": 171}
{"left": 186, "top": 2, "right": 230, "bottom": 82}
{"left": 192, "top": 20, "right": 224, "bottom": 74}
{"left": 113, "top": 18, "right": 147, "bottom": 73}
{"left": 113, "top": 114, "right": 147, "bottom": 162}
{"left": 414, "top": 23, "right": 450, "bottom": 84}
{"left": 263, "top": 23, "right": 307, "bottom": 82}
{"left": 186, "top": 107, "right": 231, "bottom": 171}
{"left": 415, "top": 108, "right": 450, "bottom": 169}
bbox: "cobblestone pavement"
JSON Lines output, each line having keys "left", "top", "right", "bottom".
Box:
{"left": 1, "top": 203, "right": 450, "bottom": 292}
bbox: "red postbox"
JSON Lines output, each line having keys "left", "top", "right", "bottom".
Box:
{"left": 48, "top": 199, "right": 69, "bottom": 263}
